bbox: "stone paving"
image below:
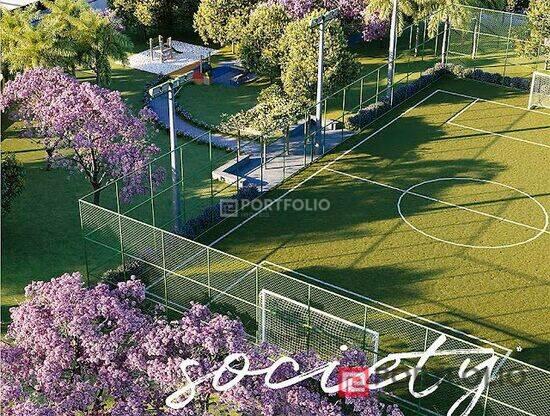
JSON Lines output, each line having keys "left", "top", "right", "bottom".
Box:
{"left": 149, "top": 92, "right": 354, "bottom": 191}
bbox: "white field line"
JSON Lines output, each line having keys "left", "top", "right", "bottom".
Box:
{"left": 447, "top": 121, "right": 550, "bottom": 149}
{"left": 260, "top": 261, "right": 513, "bottom": 353}
{"left": 206, "top": 266, "right": 257, "bottom": 305}
{"left": 327, "top": 168, "right": 550, "bottom": 235}
{"left": 447, "top": 98, "right": 479, "bottom": 123}
{"left": 209, "top": 90, "right": 443, "bottom": 246}
{"left": 438, "top": 89, "right": 550, "bottom": 117}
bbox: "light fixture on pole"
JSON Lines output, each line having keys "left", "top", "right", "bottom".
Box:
{"left": 148, "top": 72, "right": 192, "bottom": 233}
{"left": 310, "top": 8, "right": 339, "bottom": 151}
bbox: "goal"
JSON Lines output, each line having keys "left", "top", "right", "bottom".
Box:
{"left": 259, "top": 290, "right": 379, "bottom": 364}
{"left": 528, "top": 71, "right": 550, "bottom": 109}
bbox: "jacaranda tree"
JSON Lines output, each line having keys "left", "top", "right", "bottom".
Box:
{"left": 1, "top": 273, "right": 404, "bottom": 416}
{"left": 0, "top": 67, "right": 163, "bottom": 204}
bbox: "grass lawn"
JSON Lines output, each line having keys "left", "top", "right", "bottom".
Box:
{"left": 202, "top": 77, "right": 550, "bottom": 369}
{"left": 1, "top": 62, "right": 231, "bottom": 327}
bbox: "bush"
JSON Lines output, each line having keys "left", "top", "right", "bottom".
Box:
{"left": 180, "top": 184, "right": 260, "bottom": 238}
{"left": 345, "top": 63, "right": 532, "bottom": 131}
{"left": 1, "top": 154, "right": 24, "bottom": 215}
{"left": 100, "top": 260, "right": 146, "bottom": 285}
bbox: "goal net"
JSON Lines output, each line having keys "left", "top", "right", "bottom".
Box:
{"left": 528, "top": 71, "right": 550, "bottom": 109}
{"left": 259, "top": 290, "right": 379, "bottom": 364}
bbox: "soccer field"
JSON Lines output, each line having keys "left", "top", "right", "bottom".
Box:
{"left": 207, "top": 81, "right": 550, "bottom": 369}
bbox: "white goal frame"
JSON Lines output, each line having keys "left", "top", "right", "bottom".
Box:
{"left": 528, "top": 71, "right": 550, "bottom": 109}
{"left": 259, "top": 289, "right": 379, "bottom": 363}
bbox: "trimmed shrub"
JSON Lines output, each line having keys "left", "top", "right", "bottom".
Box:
{"left": 180, "top": 184, "right": 260, "bottom": 239}
{"left": 345, "top": 63, "right": 531, "bottom": 131}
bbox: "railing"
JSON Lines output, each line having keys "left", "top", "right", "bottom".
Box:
{"left": 79, "top": 199, "right": 550, "bottom": 416}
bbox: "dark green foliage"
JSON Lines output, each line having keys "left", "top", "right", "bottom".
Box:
{"left": 1, "top": 154, "right": 25, "bottom": 215}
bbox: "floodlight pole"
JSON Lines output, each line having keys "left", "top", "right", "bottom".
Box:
{"left": 167, "top": 83, "right": 182, "bottom": 233}
{"left": 310, "top": 9, "right": 339, "bottom": 151}
{"left": 149, "top": 73, "right": 191, "bottom": 233}
{"left": 387, "top": 0, "right": 398, "bottom": 106}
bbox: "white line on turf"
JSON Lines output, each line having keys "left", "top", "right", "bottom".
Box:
{"left": 209, "top": 89, "right": 443, "bottom": 246}
{"left": 447, "top": 98, "right": 479, "bottom": 123}
{"left": 327, "top": 168, "right": 550, "bottom": 236}
{"left": 447, "top": 121, "right": 550, "bottom": 149}
{"left": 438, "top": 89, "right": 550, "bottom": 117}
{"left": 260, "top": 260, "right": 512, "bottom": 353}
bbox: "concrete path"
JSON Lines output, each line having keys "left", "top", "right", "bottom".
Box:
{"left": 149, "top": 93, "right": 354, "bottom": 191}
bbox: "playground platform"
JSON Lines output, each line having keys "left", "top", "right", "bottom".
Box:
{"left": 127, "top": 41, "right": 217, "bottom": 75}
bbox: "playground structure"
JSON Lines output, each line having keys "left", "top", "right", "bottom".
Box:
{"left": 149, "top": 35, "right": 174, "bottom": 63}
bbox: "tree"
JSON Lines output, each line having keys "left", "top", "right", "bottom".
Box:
{"left": 0, "top": 0, "right": 132, "bottom": 85}
{"left": 516, "top": 0, "right": 549, "bottom": 58}
{"left": 1, "top": 272, "right": 404, "bottom": 416}
{"left": 365, "top": 0, "right": 506, "bottom": 37}
{"left": 238, "top": 4, "right": 290, "bottom": 80}
{"left": 0, "top": 68, "right": 163, "bottom": 204}
{"left": 108, "top": 0, "right": 200, "bottom": 30}
{"left": 279, "top": 10, "right": 360, "bottom": 105}
{"left": 221, "top": 84, "right": 302, "bottom": 148}
{"left": 1, "top": 154, "right": 25, "bottom": 215}
{"left": 193, "top": 0, "right": 258, "bottom": 46}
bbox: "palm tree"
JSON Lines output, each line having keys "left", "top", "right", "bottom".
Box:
{"left": 366, "top": 0, "right": 506, "bottom": 38}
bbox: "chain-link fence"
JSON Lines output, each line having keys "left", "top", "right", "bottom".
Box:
{"left": 447, "top": 5, "right": 547, "bottom": 79}
{"left": 79, "top": 200, "right": 549, "bottom": 416}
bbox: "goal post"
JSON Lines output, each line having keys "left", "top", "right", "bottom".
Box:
{"left": 528, "top": 71, "right": 550, "bottom": 109}
{"left": 258, "top": 290, "right": 379, "bottom": 364}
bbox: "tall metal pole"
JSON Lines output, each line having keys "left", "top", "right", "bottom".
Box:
{"left": 315, "top": 19, "right": 325, "bottom": 148}
{"left": 311, "top": 9, "right": 338, "bottom": 150}
{"left": 387, "top": 0, "right": 398, "bottom": 106}
{"left": 167, "top": 84, "right": 182, "bottom": 233}
{"left": 441, "top": 17, "right": 449, "bottom": 64}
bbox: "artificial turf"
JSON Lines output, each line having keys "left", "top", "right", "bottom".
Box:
{"left": 202, "top": 77, "right": 550, "bottom": 369}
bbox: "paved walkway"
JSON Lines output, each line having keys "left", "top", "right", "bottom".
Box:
{"left": 149, "top": 94, "right": 354, "bottom": 191}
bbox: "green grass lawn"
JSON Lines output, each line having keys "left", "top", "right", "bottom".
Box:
{"left": 0, "top": 62, "right": 231, "bottom": 327}
{"left": 202, "top": 77, "right": 550, "bottom": 369}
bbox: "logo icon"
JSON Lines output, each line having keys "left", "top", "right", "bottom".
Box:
{"left": 220, "top": 199, "right": 239, "bottom": 218}
{"left": 338, "top": 367, "right": 370, "bottom": 398}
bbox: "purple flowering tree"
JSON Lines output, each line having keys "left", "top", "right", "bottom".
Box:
{"left": 1, "top": 273, "right": 404, "bottom": 416}
{"left": 0, "top": 67, "right": 163, "bottom": 204}
{"left": 362, "top": 11, "right": 390, "bottom": 42}
{"left": 273, "top": 0, "right": 389, "bottom": 41}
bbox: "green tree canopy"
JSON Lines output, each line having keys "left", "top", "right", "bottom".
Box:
{"left": 0, "top": 0, "right": 132, "bottom": 85}
{"left": 238, "top": 4, "right": 290, "bottom": 80}
{"left": 517, "top": 0, "right": 549, "bottom": 57}
{"left": 279, "top": 10, "right": 360, "bottom": 105}
{"left": 193, "top": 0, "right": 258, "bottom": 46}
{"left": 1, "top": 154, "right": 25, "bottom": 215}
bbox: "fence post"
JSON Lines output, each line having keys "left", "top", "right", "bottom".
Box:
{"left": 303, "top": 112, "right": 308, "bottom": 167}
{"left": 323, "top": 99, "right": 327, "bottom": 154}
{"left": 306, "top": 285, "right": 312, "bottom": 351}
{"left": 207, "top": 248, "right": 211, "bottom": 299}
{"left": 114, "top": 181, "right": 126, "bottom": 278}
{"left": 260, "top": 138, "right": 265, "bottom": 193}
{"left": 148, "top": 164, "right": 156, "bottom": 228}
{"left": 341, "top": 88, "right": 346, "bottom": 142}
{"left": 179, "top": 147, "right": 186, "bottom": 222}
{"left": 503, "top": 14, "right": 513, "bottom": 77}
{"left": 255, "top": 266, "right": 260, "bottom": 343}
{"left": 161, "top": 231, "right": 167, "bottom": 306}
{"left": 209, "top": 132, "right": 214, "bottom": 221}
{"left": 359, "top": 78, "right": 364, "bottom": 108}
{"left": 376, "top": 68, "right": 380, "bottom": 102}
